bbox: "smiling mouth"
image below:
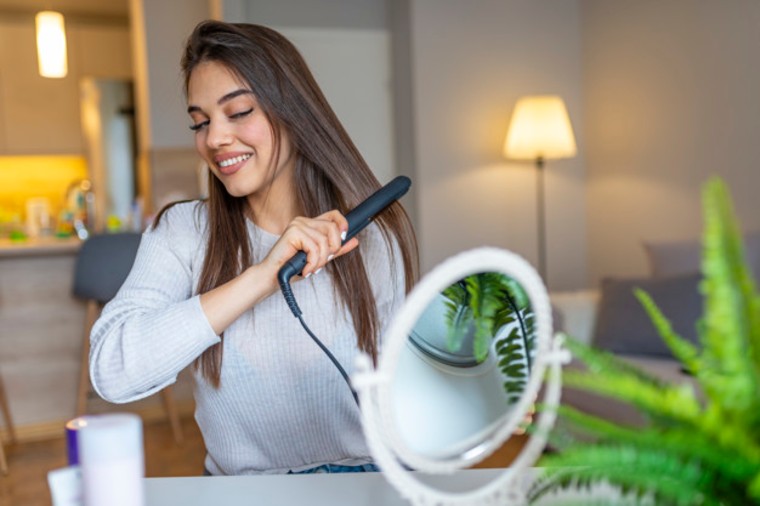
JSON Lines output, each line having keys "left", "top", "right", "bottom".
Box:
{"left": 218, "top": 154, "right": 252, "bottom": 168}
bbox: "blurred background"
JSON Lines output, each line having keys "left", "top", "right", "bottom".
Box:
{"left": 0, "top": 0, "right": 759, "bottom": 488}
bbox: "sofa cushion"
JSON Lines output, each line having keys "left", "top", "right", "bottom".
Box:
{"left": 592, "top": 272, "right": 702, "bottom": 357}
{"left": 643, "top": 231, "right": 760, "bottom": 280}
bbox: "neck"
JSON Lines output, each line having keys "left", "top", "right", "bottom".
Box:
{"left": 246, "top": 175, "right": 300, "bottom": 237}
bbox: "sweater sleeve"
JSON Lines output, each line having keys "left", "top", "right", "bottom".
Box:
{"left": 89, "top": 205, "right": 220, "bottom": 403}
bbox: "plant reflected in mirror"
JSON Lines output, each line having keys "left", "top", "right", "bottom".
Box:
{"left": 441, "top": 273, "right": 536, "bottom": 405}
{"left": 396, "top": 271, "right": 538, "bottom": 461}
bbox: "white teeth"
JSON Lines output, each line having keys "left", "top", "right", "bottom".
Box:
{"left": 218, "top": 154, "right": 251, "bottom": 168}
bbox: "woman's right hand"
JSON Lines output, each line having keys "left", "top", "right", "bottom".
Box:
{"left": 199, "top": 210, "right": 359, "bottom": 335}
{"left": 262, "top": 209, "right": 360, "bottom": 282}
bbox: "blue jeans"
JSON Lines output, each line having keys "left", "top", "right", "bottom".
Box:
{"left": 203, "top": 463, "right": 379, "bottom": 476}
{"left": 288, "top": 463, "right": 380, "bottom": 474}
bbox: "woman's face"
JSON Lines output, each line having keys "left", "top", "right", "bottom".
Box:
{"left": 187, "top": 60, "right": 296, "bottom": 203}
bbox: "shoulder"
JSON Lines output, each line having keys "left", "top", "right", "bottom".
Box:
{"left": 147, "top": 200, "right": 208, "bottom": 234}
{"left": 146, "top": 200, "right": 208, "bottom": 244}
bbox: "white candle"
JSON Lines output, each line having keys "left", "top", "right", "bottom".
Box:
{"left": 77, "top": 413, "right": 145, "bottom": 506}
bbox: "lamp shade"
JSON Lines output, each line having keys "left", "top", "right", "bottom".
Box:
{"left": 36, "top": 11, "right": 68, "bottom": 78}
{"left": 504, "top": 95, "right": 576, "bottom": 160}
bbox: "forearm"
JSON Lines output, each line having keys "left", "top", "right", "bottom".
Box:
{"left": 199, "top": 262, "right": 280, "bottom": 335}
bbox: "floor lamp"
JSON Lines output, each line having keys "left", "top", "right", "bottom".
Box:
{"left": 504, "top": 95, "right": 577, "bottom": 283}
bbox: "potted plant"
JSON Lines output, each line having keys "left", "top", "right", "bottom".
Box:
{"left": 530, "top": 178, "right": 760, "bottom": 505}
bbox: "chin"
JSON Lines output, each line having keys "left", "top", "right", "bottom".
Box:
{"left": 222, "top": 184, "right": 252, "bottom": 198}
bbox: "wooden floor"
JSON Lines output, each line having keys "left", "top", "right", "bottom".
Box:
{"left": 0, "top": 416, "right": 206, "bottom": 506}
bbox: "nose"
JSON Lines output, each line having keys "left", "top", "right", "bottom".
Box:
{"left": 206, "top": 119, "right": 233, "bottom": 149}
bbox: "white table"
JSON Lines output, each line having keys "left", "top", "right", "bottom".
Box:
{"left": 145, "top": 469, "right": 506, "bottom": 506}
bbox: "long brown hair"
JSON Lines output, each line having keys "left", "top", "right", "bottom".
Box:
{"left": 162, "top": 20, "right": 418, "bottom": 387}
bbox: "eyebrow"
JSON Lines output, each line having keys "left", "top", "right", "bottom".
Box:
{"left": 187, "top": 89, "right": 254, "bottom": 114}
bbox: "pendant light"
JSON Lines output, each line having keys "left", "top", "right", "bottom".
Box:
{"left": 35, "top": 11, "right": 68, "bottom": 78}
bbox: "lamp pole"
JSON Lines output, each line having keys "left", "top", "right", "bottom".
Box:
{"left": 535, "top": 156, "right": 547, "bottom": 282}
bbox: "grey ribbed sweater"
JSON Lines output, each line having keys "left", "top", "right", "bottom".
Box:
{"left": 88, "top": 202, "right": 405, "bottom": 475}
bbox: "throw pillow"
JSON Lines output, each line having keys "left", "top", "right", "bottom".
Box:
{"left": 592, "top": 272, "right": 702, "bottom": 358}
{"left": 643, "top": 231, "right": 760, "bottom": 280}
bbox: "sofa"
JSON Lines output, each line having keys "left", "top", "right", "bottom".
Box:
{"left": 549, "top": 231, "right": 760, "bottom": 426}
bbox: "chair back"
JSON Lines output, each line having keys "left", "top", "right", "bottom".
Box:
{"left": 72, "top": 232, "right": 141, "bottom": 304}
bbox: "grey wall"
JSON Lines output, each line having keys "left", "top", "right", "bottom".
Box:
{"left": 131, "top": 0, "right": 210, "bottom": 150}
{"left": 224, "top": 0, "right": 590, "bottom": 290}
{"left": 408, "top": 0, "right": 588, "bottom": 289}
{"left": 130, "top": 0, "right": 760, "bottom": 293}
{"left": 582, "top": 0, "right": 760, "bottom": 282}
{"left": 225, "top": 0, "right": 387, "bottom": 29}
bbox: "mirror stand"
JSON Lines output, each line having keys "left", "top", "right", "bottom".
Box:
{"left": 352, "top": 247, "right": 571, "bottom": 506}
{"left": 355, "top": 334, "right": 569, "bottom": 506}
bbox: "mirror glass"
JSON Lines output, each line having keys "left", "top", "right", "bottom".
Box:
{"left": 390, "top": 271, "right": 536, "bottom": 462}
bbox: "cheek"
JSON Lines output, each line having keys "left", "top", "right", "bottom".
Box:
{"left": 194, "top": 133, "right": 207, "bottom": 154}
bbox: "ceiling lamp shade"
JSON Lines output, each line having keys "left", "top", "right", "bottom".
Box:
{"left": 36, "top": 11, "right": 68, "bottom": 78}
{"left": 504, "top": 95, "right": 576, "bottom": 160}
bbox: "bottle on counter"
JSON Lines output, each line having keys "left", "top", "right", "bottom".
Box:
{"left": 25, "top": 197, "right": 52, "bottom": 238}
{"left": 65, "top": 180, "right": 95, "bottom": 239}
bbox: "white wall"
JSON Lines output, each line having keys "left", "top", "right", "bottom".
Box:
{"left": 409, "top": 0, "right": 588, "bottom": 290}
{"left": 582, "top": 0, "right": 760, "bottom": 282}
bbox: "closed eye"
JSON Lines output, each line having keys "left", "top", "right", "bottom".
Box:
{"left": 230, "top": 108, "right": 253, "bottom": 120}
{"left": 189, "top": 119, "right": 209, "bottom": 132}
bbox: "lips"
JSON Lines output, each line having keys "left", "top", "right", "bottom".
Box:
{"left": 215, "top": 153, "right": 252, "bottom": 175}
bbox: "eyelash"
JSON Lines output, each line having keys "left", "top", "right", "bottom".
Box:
{"left": 189, "top": 108, "right": 254, "bottom": 132}
{"left": 189, "top": 120, "right": 209, "bottom": 132}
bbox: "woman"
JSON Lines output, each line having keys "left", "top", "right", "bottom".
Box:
{"left": 89, "top": 20, "right": 418, "bottom": 476}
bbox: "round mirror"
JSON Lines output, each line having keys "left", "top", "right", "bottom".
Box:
{"left": 394, "top": 272, "right": 536, "bottom": 462}
{"left": 353, "top": 247, "right": 570, "bottom": 506}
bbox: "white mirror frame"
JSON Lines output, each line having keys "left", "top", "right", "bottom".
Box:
{"left": 353, "top": 247, "right": 571, "bottom": 506}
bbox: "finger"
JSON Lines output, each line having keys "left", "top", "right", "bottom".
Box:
{"left": 333, "top": 237, "right": 359, "bottom": 258}
{"left": 306, "top": 215, "right": 343, "bottom": 258}
{"left": 300, "top": 225, "right": 332, "bottom": 275}
{"left": 297, "top": 234, "right": 323, "bottom": 278}
{"left": 318, "top": 210, "right": 349, "bottom": 243}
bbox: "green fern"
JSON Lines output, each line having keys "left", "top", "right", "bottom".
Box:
{"left": 532, "top": 178, "right": 760, "bottom": 504}
{"left": 442, "top": 273, "right": 534, "bottom": 403}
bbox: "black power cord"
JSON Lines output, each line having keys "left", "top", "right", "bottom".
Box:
{"left": 296, "top": 314, "right": 360, "bottom": 406}
{"left": 276, "top": 176, "right": 412, "bottom": 410}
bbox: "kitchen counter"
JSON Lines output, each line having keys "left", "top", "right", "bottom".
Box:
{"left": 0, "top": 234, "right": 194, "bottom": 439}
{"left": 0, "top": 236, "right": 82, "bottom": 258}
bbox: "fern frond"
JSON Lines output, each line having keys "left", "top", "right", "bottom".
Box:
{"left": 529, "top": 479, "right": 655, "bottom": 506}
{"left": 538, "top": 443, "right": 748, "bottom": 506}
{"left": 563, "top": 338, "right": 668, "bottom": 389}
{"left": 633, "top": 288, "right": 701, "bottom": 374}
{"left": 700, "top": 178, "right": 760, "bottom": 416}
{"left": 563, "top": 368, "right": 700, "bottom": 427}
{"left": 554, "top": 405, "right": 760, "bottom": 481}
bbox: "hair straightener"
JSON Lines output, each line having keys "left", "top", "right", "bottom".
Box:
{"left": 277, "top": 175, "right": 412, "bottom": 405}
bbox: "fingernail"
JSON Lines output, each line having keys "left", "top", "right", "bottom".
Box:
{"left": 327, "top": 254, "right": 335, "bottom": 261}
{"left": 340, "top": 231, "right": 347, "bottom": 241}
{"left": 305, "top": 272, "right": 312, "bottom": 279}
{"left": 315, "top": 268, "right": 323, "bottom": 275}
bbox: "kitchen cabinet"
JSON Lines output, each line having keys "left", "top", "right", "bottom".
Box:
{"left": 0, "top": 19, "right": 131, "bottom": 155}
